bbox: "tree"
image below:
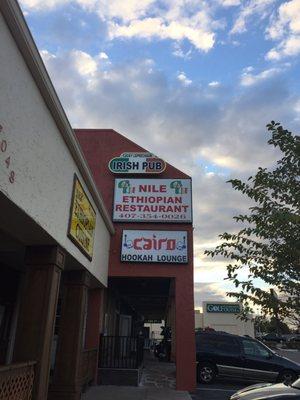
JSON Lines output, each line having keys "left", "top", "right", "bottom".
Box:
{"left": 205, "top": 122, "right": 300, "bottom": 322}
{"left": 254, "top": 316, "right": 291, "bottom": 335}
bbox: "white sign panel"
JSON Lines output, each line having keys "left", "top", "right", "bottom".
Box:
{"left": 113, "top": 178, "right": 192, "bottom": 222}
{"left": 109, "top": 152, "right": 166, "bottom": 174}
{"left": 121, "top": 230, "right": 188, "bottom": 263}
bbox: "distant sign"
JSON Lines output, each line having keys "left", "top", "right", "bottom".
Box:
{"left": 144, "top": 319, "right": 162, "bottom": 324}
{"left": 206, "top": 304, "right": 241, "bottom": 314}
{"left": 68, "top": 175, "right": 96, "bottom": 260}
{"left": 109, "top": 152, "right": 166, "bottom": 174}
{"left": 113, "top": 178, "right": 192, "bottom": 222}
{"left": 121, "top": 230, "right": 188, "bottom": 264}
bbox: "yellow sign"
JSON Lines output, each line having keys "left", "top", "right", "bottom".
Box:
{"left": 68, "top": 175, "right": 96, "bottom": 260}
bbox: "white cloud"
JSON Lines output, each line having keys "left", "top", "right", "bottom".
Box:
{"left": 208, "top": 81, "right": 220, "bottom": 87}
{"left": 240, "top": 67, "right": 283, "bottom": 86}
{"left": 172, "top": 43, "right": 192, "bottom": 59}
{"left": 177, "top": 71, "right": 192, "bottom": 86}
{"left": 97, "top": 0, "right": 156, "bottom": 22}
{"left": 21, "top": 0, "right": 67, "bottom": 9}
{"left": 242, "top": 66, "right": 254, "bottom": 73}
{"left": 267, "top": 0, "right": 300, "bottom": 40}
{"left": 230, "top": 0, "right": 275, "bottom": 35}
{"left": 21, "top": 0, "right": 219, "bottom": 53}
{"left": 99, "top": 52, "right": 109, "bottom": 59}
{"left": 266, "top": 35, "right": 300, "bottom": 60}
{"left": 72, "top": 50, "right": 98, "bottom": 75}
{"left": 108, "top": 16, "right": 215, "bottom": 52}
{"left": 265, "top": 0, "right": 300, "bottom": 60}
{"left": 221, "top": 0, "right": 241, "bottom": 6}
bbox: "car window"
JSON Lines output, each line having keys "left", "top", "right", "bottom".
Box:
{"left": 242, "top": 339, "right": 270, "bottom": 357}
{"left": 196, "top": 334, "right": 240, "bottom": 355}
{"left": 216, "top": 337, "right": 240, "bottom": 355}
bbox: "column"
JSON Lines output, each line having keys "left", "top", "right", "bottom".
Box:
{"left": 85, "top": 288, "right": 103, "bottom": 383}
{"left": 175, "top": 275, "right": 196, "bottom": 391}
{"left": 170, "top": 295, "right": 176, "bottom": 363}
{"left": 49, "top": 270, "right": 90, "bottom": 400}
{"left": 13, "top": 245, "right": 65, "bottom": 400}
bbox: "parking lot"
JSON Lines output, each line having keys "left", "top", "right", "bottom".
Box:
{"left": 191, "top": 348, "right": 300, "bottom": 400}
{"left": 191, "top": 379, "right": 247, "bottom": 400}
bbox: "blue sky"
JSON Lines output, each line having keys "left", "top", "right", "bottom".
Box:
{"left": 20, "top": 0, "right": 300, "bottom": 307}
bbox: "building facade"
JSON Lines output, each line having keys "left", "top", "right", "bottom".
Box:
{"left": 0, "top": 0, "right": 197, "bottom": 397}
{"left": 195, "top": 302, "right": 255, "bottom": 337}
{"left": 0, "top": 2, "right": 113, "bottom": 399}
{"left": 76, "top": 129, "right": 197, "bottom": 391}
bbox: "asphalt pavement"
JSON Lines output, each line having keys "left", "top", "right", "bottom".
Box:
{"left": 191, "top": 349, "right": 300, "bottom": 400}
{"left": 191, "top": 379, "right": 251, "bottom": 400}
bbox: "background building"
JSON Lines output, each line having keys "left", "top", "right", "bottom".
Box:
{"left": 195, "top": 302, "right": 255, "bottom": 337}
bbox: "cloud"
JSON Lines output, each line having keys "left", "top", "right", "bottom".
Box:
{"left": 194, "top": 282, "right": 229, "bottom": 308}
{"left": 21, "top": 0, "right": 221, "bottom": 53}
{"left": 221, "top": 0, "right": 241, "bottom": 6}
{"left": 265, "top": 0, "right": 300, "bottom": 60}
{"left": 230, "top": 0, "right": 275, "bottom": 35}
{"left": 41, "top": 48, "right": 299, "bottom": 172}
{"left": 21, "top": 0, "right": 69, "bottom": 9}
{"left": 99, "top": 51, "right": 109, "bottom": 59}
{"left": 177, "top": 72, "right": 192, "bottom": 86}
{"left": 240, "top": 67, "right": 284, "bottom": 86}
{"left": 40, "top": 49, "right": 300, "bottom": 289}
{"left": 266, "top": 35, "right": 300, "bottom": 60}
{"left": 208, "top": 81, "right": 220, "bottom": 87}
{"left": 107, "top": 14, "right": 216, "bottom": 52}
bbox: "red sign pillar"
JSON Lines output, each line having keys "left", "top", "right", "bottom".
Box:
{"left": 175, "top": 274, "right": 196, "bottom": 391}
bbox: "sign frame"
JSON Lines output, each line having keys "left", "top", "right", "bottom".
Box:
{"left": 113, "top": 178, "right": 193, "bottom": 223}
{"left": 108, "top": 152, "right": 166, "bottom": 175}
{"left": 120, "top": 229, "right": 188, "bottom": 264}
{"left": 67, "top": 174, "right": 96, "bottom": 261}
{"left": 206, "top": 304, "right": 241, "bottom": 314}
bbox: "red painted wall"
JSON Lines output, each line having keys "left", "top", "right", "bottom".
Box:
{"left": 75, "top": 129, "right": 196, "bottom": 391}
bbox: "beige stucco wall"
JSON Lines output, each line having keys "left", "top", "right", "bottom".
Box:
{"left": 195, "top": 302, "right": 255, "bottom": 337}
{"left": 0, "top": 13, "right": 110, "bottom": 285}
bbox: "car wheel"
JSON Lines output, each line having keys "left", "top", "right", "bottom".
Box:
{"left": 197, "top": 362, "right": 216, "bottom": 384}
{"left": 278, "top": 370, "right": 297, "bottom": 384}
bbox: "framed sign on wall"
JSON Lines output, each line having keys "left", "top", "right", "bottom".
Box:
{"left": 121, "top": 230, "right": 188, "bottom": 264}
{"left": 68, "top": 174, "right": 96, "bottom": 260}
{"left": 206, "top": 304, "right": 241, "bottom": 314}
{"left": 113, "top": 178, "right": 192, "bottom": 223}
{"left": 109, "top": 152, "right": 166, "bottom": 174}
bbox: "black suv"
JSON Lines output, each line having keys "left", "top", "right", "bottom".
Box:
{"left": 196, "top": 331, "right": 300, "bottom": 384}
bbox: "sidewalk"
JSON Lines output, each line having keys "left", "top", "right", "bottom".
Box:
{"left": 82, "top": 351, "right": 192, "bottom": 400}
{"left": 82, "top": 386, "right": 192, "bottom": 400}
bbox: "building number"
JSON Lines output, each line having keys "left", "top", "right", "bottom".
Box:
{"left": 0, "top": 123, "right": 15, "bottom": 183}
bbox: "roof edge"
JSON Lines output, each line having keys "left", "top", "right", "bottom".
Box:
{"left": 75, "top": 128, "right": 192, "bottom": 179}
{"left": 0, "top": 0, "right": 114, "bottom": 235}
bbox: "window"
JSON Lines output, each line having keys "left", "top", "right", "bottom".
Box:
{"left": 242, "top": 340, "right": 270, "bottom": 358}
{"left": 196, "top": 334, "right": 240, "bottom": 355}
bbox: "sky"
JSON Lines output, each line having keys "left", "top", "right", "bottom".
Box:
{"left": 20, "top": 0, "right": 300, "bottom": 308}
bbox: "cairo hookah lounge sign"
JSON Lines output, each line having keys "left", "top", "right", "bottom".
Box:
{"left": 109, "top": 152, "right": 166, "bottom": 174}
{"left": 121, "top": 230, "right": 188, "bottom": 264}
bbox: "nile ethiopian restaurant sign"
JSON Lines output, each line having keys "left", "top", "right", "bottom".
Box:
{"left": 68, "top": 175, "right": 96, "bottom": 260}
{"left": 121, "top": 230, "right": 188, "bottom": 264}
{"left": 109, "top": 152, "right": 166, "bottom": 174}
{"left": 113, "top": 178, "right": 192, "bottom": 222}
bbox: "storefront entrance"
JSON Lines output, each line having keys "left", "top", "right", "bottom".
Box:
{"left": 98, "top": 277, "right": 179, "bottom": 387}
